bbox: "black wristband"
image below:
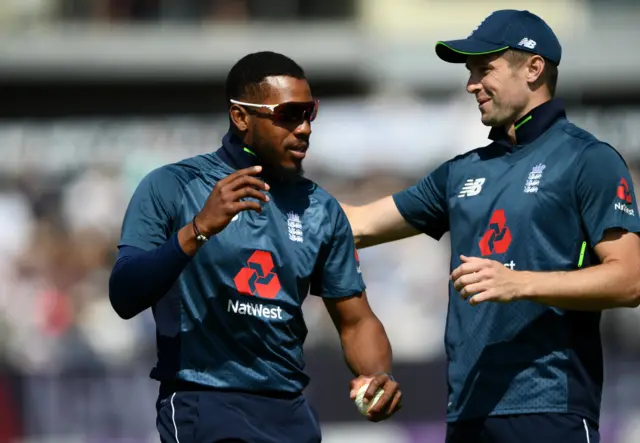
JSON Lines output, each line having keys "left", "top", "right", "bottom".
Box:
{"left": 192, "top": 216, "right": 209, "bottom": 243}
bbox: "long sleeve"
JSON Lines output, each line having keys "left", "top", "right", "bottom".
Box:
{"left": 109, "top": 234, "right": 192, "bottom": 319}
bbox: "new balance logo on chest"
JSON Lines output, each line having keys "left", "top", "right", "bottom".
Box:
{"left": 287, "top": 212, "right": 303, "bottom": 243}
{"left": 458, "top": 178, "right": 485, "bottom": 198}
{"left": 524, "top": 164, "right": 546, "bottom": 193}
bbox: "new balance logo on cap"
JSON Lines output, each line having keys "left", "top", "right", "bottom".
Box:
{"left": 518, "top": 38, "right": 537, "bottom": 49}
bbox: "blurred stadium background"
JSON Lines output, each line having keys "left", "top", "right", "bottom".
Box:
{"left": 0, "top": 0, "right": 639, "bottom": 442}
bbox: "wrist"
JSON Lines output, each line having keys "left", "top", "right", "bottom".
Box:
{"left": 373, "top": 371, "right": 395, "bottom": 381}
{"left": 517, "top": 271, "right": 538, "bottom": 301}
{"left": 193, "top": 213, "right": 216, "bottom": 238}
{"left": 192, "top": 215, "right": 211, "bottom": 243}
{"left": 177, "top": 221, "right": 204, "bottom": 257}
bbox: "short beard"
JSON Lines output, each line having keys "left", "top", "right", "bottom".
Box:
{"left": 263, "top": 162, "right": 304, "bottom": 184}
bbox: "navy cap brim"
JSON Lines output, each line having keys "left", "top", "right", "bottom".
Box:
{"left": 436, "top": 39, "right": 510, "bottom": 63}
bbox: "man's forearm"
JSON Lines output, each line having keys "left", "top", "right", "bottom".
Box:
{"left": 341, "top": 200, "right": 421, "bottom": 249}
{"left": 339, "top": 316, "right": 392, "bottom": 376}
{"left": 520, "top": 261, "right": 640, "bottom": 310}
{"left": 340, "top": 204, "right": 366, "bottom": 248}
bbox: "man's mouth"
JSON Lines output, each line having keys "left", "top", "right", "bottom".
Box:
{"left": 288, "top": 143, "right": 308, "bottom": 159}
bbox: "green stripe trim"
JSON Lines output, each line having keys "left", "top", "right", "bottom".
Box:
{"left": 514, "top": 115, "right": 533, "bottom": 131}
{"left": 243, "top": 147, "right": 257, "bottom": 157}
{"left": 436, "top": 42, "right": 510, "bottom": 57}
{"left": 577, "top": 241, "right": 587, "bottom": 268}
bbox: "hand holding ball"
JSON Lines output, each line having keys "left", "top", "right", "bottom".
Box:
{"left": 354, "top": 382, "right": 385, "bottom": 415}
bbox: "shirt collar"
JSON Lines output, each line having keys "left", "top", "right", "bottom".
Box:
{"left": 489, "top": 99, "right": 567, "bottom": 146}
{"left": 216, "top": 132, "right": 260, "bottom": 170}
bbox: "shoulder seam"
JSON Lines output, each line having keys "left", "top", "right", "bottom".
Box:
{"left": 157, "top": 162, "right": 206, "bottom": 231}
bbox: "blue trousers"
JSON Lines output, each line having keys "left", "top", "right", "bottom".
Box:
{"left": 156, "top": 387, "right": 322, "bottom": 443}
{"left": 446, "top": 413, "right": 599, "bottom": 443}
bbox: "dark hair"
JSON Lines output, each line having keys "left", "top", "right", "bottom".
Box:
{"left": 504, "top": 49, "right": 559, "bottom": 97}
{"left": 225, "top": 51, "right": 306, "bottom": 104}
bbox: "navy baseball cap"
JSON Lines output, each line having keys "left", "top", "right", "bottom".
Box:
{"left": 435, "top": 10, "right": 562, "bottom": 65}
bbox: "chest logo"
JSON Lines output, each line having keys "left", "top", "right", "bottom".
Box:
{"left": 479, "top": 209, "right": 512, "bottom": 256}
{"left": 287, "top": 212, "right": 304, "bottom": 243}
{"left": 233, "top": 250, "right": 281, "bottom": 299}
{"left": 524, "top": 163, "right": 546, "bottom": 193}
{"left": 458, "top": 178, "right": 485, "bottom": 198}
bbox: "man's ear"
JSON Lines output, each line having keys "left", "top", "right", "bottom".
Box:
{"left": 526, "top": 55, "right": 545, "bottom": 85}
{"left": 230, "top": 105, "right": 250, "bottom": 132}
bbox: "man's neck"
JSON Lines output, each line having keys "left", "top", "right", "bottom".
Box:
{"left": 504, "top": 95, "right": 550, "bottom": 145}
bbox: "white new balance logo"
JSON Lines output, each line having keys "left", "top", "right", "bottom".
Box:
{"left": 458, "top": 178, "right": 485, "bottom": 198}
{"left": 518, "top": 38, "right": 537, "bottom": 49}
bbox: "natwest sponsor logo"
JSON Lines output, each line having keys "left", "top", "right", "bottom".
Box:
{"left": 227, "top": 299, "right": 283, "bottom": 320}
{"left": 479, "top": 209, "right": 512, "bottom": 256}
{"left": 234, "top": 250, "right": 281, "bottom": 299}
{"left": 617, "top": 178, "right": 632, "bottom": 204}
{"left": 231, "top": 250, "right": 284, "bottom": 320}
{"left": 615, "top": 178, "right": 635, "bottom": 216}
{"left": 479, "top": 209, "right": 516, "bottom": 269}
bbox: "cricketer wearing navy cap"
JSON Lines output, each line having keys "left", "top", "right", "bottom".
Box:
{"left": 342, "top": 9, "right": 640, "bottom": 443}
{"left": 109, "top": 51, "right": 402, "bottom": 443}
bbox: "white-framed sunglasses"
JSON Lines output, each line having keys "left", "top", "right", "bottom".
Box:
{"left": 230, "top": 99, "right": 319, "bottom": 123}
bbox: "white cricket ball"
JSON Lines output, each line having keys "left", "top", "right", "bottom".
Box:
{"left": 354, "top": 383, "right": 384, "bottom": 415}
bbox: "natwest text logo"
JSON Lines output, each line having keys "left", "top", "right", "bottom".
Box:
{"left": 233, "top": 250, "right": 281, "bottom": 299}
{"left": 479, "top": 209, "right": 512, "bottom": 256}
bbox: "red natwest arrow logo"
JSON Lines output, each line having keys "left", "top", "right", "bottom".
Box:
{"left": 479, "top": 209, "right": 512, "bottom": 256}
{"left": 617, "top": 178, "right": 632, "bottom": 204}
{"left": 233, "top": 250, "right": 281, "bottom": 299}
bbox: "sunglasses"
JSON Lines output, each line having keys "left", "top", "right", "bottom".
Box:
{"left": 230, "top": 99, "right": 319, "bottom": 123}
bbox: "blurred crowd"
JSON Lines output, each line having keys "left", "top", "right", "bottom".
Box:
{"left": 0, "top": 0, "right": 353, "bottom": 25}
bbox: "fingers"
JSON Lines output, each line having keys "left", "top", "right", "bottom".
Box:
{"left": 219, "top": 165, "right": 263, "bottom": 185}
{"left": 453, "top": 272, "right": 482, "bottom": 292}
{"left": 226, "top": 174, "right": 270, "bottom": 193}
{"left": 232, "top": 200, "right": 263, "bottom": 214}
{"left": 367, "top": 381, "right": 402, "bottom": 422}
{"left": 450, "top": 260, "right": 486, "bottom": 281}
{"left": 365, "top": 375, "right": 398, "bottom": 414}
{"left": 230, "top": 187, "right": 270, "bottom": 203}
{"left": 363, "top": 376, "right": 383, "bottom": 402}
{"left": 387, "top": 391, "right": 402, "bottom": 415}
{"left": 459, "top": 282, "right": 484, "bottom": 300}
{"left": 468, "top": 291, "right": 493, "bottom": 306}
{"left": 367, "top": 384, "right": 396, "bottom": 414}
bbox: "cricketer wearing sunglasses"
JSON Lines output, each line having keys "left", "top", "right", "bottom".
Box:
{"left": 343, "top": 9, "right": 640, "bottom": 443}
{"left": 109, "top": 51, "right": 401, "bottom": 443}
